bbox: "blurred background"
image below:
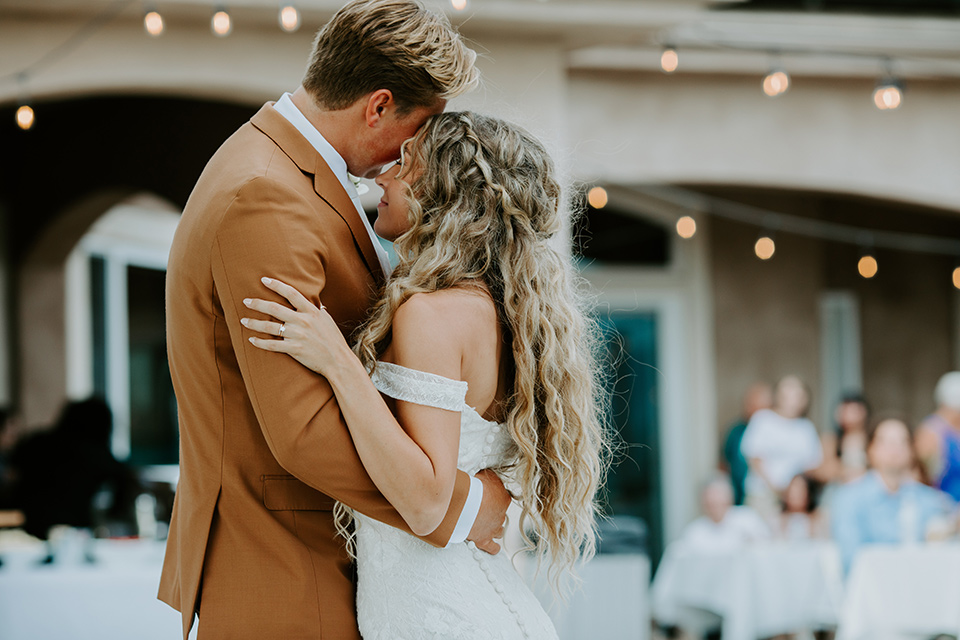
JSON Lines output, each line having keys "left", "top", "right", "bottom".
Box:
{"left": 0, "top": 0, "right": 959, "bottom": 639}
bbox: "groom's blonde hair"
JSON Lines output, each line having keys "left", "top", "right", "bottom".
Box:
{"left": 303, "top": 0, "right": 479, "bottom": 114}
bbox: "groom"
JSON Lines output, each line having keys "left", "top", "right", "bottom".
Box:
{"left": 159, "top": 1, "right": 510, "bottom": 638}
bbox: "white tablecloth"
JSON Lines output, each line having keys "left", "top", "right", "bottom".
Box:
{"left": 0, "top": 537, "right": 187, "bottom": 640}
{"left": 651, "top": 541, "right": 844, "bottom": 640}
{"left": 2, "top": 535, "right": 649, "bottom": 640}
{"left": 837, "top": 544, "right": 960, "bottom": 640}
{"left": 530, "top": 554, "right": 650, "bottom": 640}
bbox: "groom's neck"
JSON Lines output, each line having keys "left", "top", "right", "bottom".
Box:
{"left": 290, "top": 86, "right": 356, "bottom": 164}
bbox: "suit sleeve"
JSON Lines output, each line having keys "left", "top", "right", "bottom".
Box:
{"left": 210, "top": 175, "right": 470, "bottom": 547}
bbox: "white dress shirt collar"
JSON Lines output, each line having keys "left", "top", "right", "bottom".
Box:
{"left": 273, "top": 93, "right": 359, "bottom": 200}
{"left": 272, "top": 92, "right": 392, "bottom": 276}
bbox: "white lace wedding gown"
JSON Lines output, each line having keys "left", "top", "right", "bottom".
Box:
{"left": 354, "top": 361, "right": 559, "bottom": 640}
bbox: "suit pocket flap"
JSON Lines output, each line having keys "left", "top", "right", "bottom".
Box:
{"left": 262, "top": 475, "right": 336, "bottom": 511}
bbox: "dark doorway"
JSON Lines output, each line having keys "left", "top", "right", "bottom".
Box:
{"left": 600, "top": 311, "right": 664, "bottom": 569}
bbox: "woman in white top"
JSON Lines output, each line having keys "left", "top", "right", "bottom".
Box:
{"left": 741, "top": 375, "right": 823, "bottom": 523}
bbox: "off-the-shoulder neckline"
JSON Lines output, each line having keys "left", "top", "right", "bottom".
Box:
{"left": 374, "top": 360, "right": 505, "bottom": 427}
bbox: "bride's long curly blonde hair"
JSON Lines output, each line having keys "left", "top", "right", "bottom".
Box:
{"left": 341, "top": 111, "right": 609, "bottom": 585}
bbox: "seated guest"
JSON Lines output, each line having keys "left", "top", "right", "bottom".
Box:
{"left": 678, "top": 474, "right": 770, "bottom": 554}
{"left": 831, "top": 415, "right": 957, "bottom": 574}
{"left": 9, "top": 398, "right": 137, "bottom": 562}
{"left": 821, "top": 393, "right": 871, "bottom": 485}
{"left": 916, "top": 372, "right": 960, "bottom": 501}
{"left": 741, "top": 375, "right": 823, "bottom": 523}
{"left": 776, "top": 474, "right": 825, "bottom": 541}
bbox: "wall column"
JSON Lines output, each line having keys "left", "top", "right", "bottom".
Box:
{"left": 17, "top": 190, "right": 130, "bottom": 429}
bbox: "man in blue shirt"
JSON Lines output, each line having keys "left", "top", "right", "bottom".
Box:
{"left": 832, "top": 417, "right": 957, "bottom": 574}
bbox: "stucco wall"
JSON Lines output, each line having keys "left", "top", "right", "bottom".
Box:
{"left": 711, "top": 215, "right": 957, "bottom": 436}
{"left": 568, "top": 71, "right": 960, "bottom": 213}
{"left": 824, "top": 243, "right": 956, "bottom": 425}
{"left": 711, "top": 217, "right": 824, "bottom": 430}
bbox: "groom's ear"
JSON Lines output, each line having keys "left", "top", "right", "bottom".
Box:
{"left": 364, "top": 89, "right": 395, "bottom": 128}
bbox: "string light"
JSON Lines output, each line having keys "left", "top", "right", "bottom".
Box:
{"left": 143, "top": 4, "right": 164, "bottom": 36}
{"left": 587, "top": 186, "right": 608, "bottom": 209}
{"left": 15, "top": 74, "right": 34, "bottom": 131}
{"left": 755, "top": 235, "right": 776, "bottom": 260}
{"left": 762, "top": 69, "right": 790, "bottom": 97}
{"left": 450, "top": 0, "right": 468, "bottom": 10}
{"left": 661, "top": 46, "right": 679, "bottom": 74}
{"left": 16, "top": 104, "right": 35, "bottom": 130}
{"left": 676, "top": 216, "right": 697, "bottom": 239}
{"left": 873, "top": 58, "right": 903, "bottom": 111}
{"left": 211, "top": 6, "right": 232, "bottom": 37}
{"left": 279, "top": 4, "right": 301, "bottom": 32}
{"left": 629, "top": 186, "right": 960, "bottom": 290}
{"left": 873, "top": 81, "right": 903, "bottom": 110}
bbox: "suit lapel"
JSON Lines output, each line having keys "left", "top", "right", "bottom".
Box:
{"left": 250, "top": 103, "right": 386, "bottom": 286}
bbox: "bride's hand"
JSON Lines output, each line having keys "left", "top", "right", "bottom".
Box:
{"left": 241, "top": 277, "right": 352, "bottom": 377}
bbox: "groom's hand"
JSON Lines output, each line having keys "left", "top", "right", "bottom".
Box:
{"left": 468, "top": 469, "right": 511, "bottom": 555}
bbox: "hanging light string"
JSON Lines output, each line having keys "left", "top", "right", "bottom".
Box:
{"left": 631, "top": 184, "right": 960, "bottom": 258}
{"left": 0, "top": 0, "right": 136, "bottom": 86}
{"left": 658, "top": 25, "right": 960, "bottom": 82}
{"left": 656, "top": 33, "right": 960, "bottom": 109}
{"left": 2, "top": 0, "right": 317, "bottom": 93}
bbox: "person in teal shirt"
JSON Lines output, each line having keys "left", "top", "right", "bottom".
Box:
{"left": 832, "top": 416, "right": 956, "bottom": 575}
{"left": 721, "top": 383, "right": 772, "bottom": 506}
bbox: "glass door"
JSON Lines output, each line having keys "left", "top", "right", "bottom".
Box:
{"left": 599, "top": 311, "right": 664, "bottom": 568}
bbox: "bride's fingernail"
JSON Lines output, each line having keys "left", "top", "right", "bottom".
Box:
{"left": 240, "top": 318, "right": 248, "bottom": 326}
{"left": 243, "top": 298, "right": 252, "bottom": 306}
{"left": 248, "top": 337, "right": 255, "bottom": 343}
{"left": 261, "top": 277, "right": 272, "bottom": 284}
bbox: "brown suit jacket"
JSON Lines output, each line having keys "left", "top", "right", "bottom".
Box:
{"left": 158, "top": 103, "right": 472, "bottom": 640}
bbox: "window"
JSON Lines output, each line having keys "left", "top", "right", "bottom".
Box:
{"left": 67, "top": 202, "right": 180, "bottom": 469}
{"left": 574, "top": 201, "right": 670, "bottom": 267}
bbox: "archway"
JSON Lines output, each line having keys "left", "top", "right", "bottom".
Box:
{"left": 1, "top": 94, "right": 255, "bottom": 430}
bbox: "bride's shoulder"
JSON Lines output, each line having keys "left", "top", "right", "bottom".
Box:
{"left": 396, "top": 287, "right": 495, "bottom": 326}
{"left": 389, "top": 289, "right": 496, "bottom": 369}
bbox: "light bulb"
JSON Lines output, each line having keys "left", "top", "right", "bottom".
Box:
{"left": 144, "top": 10, "right": 164, "bottom": 36}
{"left": 762, "top": 70, "right": 790, "bottom": 97}
{"left": 212, "top": 8, "right": 232, "bottom": 37}
{"left": 16, "top": 105, "right": 34, "bottom": 130}
{"left": 676, "top": 216, "right": 696, "bottom": 239}
{"left": 755, "top": 236, "right": 776, "bottom": 260}
{"left": 858, "top": 255, "right": 878, "bottom": 279}
{"left": 873, "top": 84, "right": 902, "bottom": 110}
{"left": 661, "top": 48, "right": 679, "bottom": 74}
{"left": 279, "top": 4, "right": 300, "bottom": 32}
{"left": 587, "top": 187, "right": 608, "bottom": 209}
{"left": 953, "top": 267, "right": 960, "bottom": 290}
{"left": 451, "top": 0, "right": 467, "bottom": 10}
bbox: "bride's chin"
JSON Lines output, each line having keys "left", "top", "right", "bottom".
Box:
{"left": 373, "top": 223, "right": 396, "bottom": 243}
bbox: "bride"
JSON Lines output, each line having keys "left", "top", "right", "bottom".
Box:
{"left": 241, "top": 111, "right": 607, "bottom": 639}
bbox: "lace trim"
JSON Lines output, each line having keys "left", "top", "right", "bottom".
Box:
{"left": 371, "top": 361, "right": 468, "bottom": 413}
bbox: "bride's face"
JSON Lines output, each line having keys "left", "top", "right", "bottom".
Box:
{"left": 373, "top": 159, "right": 416, "bottom": 241}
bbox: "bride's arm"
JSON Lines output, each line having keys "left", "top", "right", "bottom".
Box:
{"left": 242, "top": 278, "right": 465, "bottom": 537}
{"left": 321, "top": 297, "right": 464, "bottom": 537}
